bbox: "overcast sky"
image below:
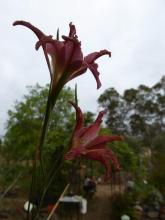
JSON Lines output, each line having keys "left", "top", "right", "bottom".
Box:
{"left": 0, "top": 0, "right": 165, "bottom": 136}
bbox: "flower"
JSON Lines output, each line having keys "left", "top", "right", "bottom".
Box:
{"left": 13, "top": 21, "right": 111, "bottom": 100}
{"left": 64, "top": 102, "right": 123, "bottom": 180}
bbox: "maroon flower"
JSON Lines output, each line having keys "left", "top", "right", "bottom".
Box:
{"left": 13, "top": 21, "right": 111, "bottom": 96}
{"left": 64, "top": 102, "right": 123, "bottom": 180}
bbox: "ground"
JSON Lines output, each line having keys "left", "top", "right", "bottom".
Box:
{"left": 85, "top": 184, "right": 111, "bottom": 220}
{"left": 0, "top": 184, "right": 119, "bottom": 219}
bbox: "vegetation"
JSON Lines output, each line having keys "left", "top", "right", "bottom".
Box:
{"left": 98, "top": 76, "right": 165, "bottom": 219}
{"left": 0, "top": 76, "right": 164, "bottom": 218}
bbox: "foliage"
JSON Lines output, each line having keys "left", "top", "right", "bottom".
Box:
{"left": 111, "top": 142, "right": 138, "bottom": 174}
{"left": 1, "top": 75, "right": 164, "bottom": 217}
{"left": 110, "top": 193, "right": 135, "bottom": 220}
{"left": 98, "top": 88, "right": 125, "bottom": 134}
{"left": 150, "top": 133, "right": 165, "bottom": 194}
{"left": 98, "top": 76, "right": 165, "bottom": 193}
{"left": 1, "top": 85, "right": 75, "bottom": 195}
{"left": 98, "top": 76, "right": 165, "bottom": 147}
{"left": 100, "top": 128, "right": 139, "bottom": 174}
{"left": 3, "top": 84, "right": 75, "bottom": 162}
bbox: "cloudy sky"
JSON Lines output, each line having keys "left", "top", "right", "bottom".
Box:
{"left": 0, "top": 0, "right": 165, "bottom": 136}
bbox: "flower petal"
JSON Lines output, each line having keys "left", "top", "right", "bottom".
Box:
{"left": 86, "top": 63, "right": 102, "bottom": 89}
{"left": 78, "top": 110, "right": 106, "bottom": 145}
{"left": 13, "top": 20, "right": 46, "bottom": 39}
{"left": 69, "top": 102, "right": 84, "bottom": 132}
{"left": 64, "top": 146, "right": 85, "bottom": 160}
{"left": 69, "top": 22, "right": 77, "bottom": 38}
{"left": 62, "top": 23, "right": 78, "bottom": 41}
{"left": 64, "top": 40, "right": 82, "bottom": 72}
{"left": 35, "top": 31, "right": 83, "bottom": 77}
{"left": 105, "top": 149, "right": 120, "bottom": 171}
{"left": 68, "top": 65, "right": 87, "bottom": 81}
{"left": 86, "top": 135, "right": 123, "bottom": 149}
{"left": 84, "top": 149, "right": 113, "bottom": 179}
{"left": 84, "top": 50, "right": 111, "bottom": 64}
{"left": 84, "top": 50, "right": 111, "bottom": 89}
{"left": 13, "top": 20, "right": 52, "bottom": 77}
{"left": 94, "top": 110, "right": 106, "bottom": 124}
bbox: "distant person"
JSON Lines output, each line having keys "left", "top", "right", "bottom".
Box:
{"left": 83, "top": 176, "right": 96, "bottom": 197}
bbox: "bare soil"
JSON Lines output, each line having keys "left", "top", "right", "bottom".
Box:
{"left": 85, "top": 184, "right": 112, "bottom": 220}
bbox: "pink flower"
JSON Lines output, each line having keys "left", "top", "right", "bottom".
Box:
{"left": 13, "top": 21, "right": 111, "bottom": 95}
{"left": 64, "top": 102, "right": 123, "bottom": 180}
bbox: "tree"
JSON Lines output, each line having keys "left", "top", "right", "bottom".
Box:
{"left": 98, "top": 88, "right": 125, "bottom": 134}
{"left": 98, "top": 76, "right": 165, "bottom": 147}
{"left": 83, "top": 111, "right": 95, "bottom": 126}
{"left": 3, "top": 84, "right": 75, "bottom": 162}
{"left": 0, "top": 84, "right": 77, "bottom": 199}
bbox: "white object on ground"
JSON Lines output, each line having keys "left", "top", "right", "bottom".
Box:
{"left": 121, "top": 214, "right": 130, "bottom": 220}
{"left": 59, "top": 195, "right": 87, "bottom": 214}
{"left": 80, "top": 198, "right": 87, "bottom": 214}
{"left": 24, "top": 201, "right": 35, "bottom": 212}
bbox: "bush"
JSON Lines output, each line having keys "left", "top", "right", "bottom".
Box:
{"left": 110, "top": 193, "right": 135, "bottom": 220}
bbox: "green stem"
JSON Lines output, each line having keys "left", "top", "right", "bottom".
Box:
{"left": 27, "top": 86, "right": 52, "bottom": 220}
{"left": 33, "top": 160, "right": 64, "bottom": 220}
{"left": 28, "top": 69, "right": 74, "bottom": 219}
